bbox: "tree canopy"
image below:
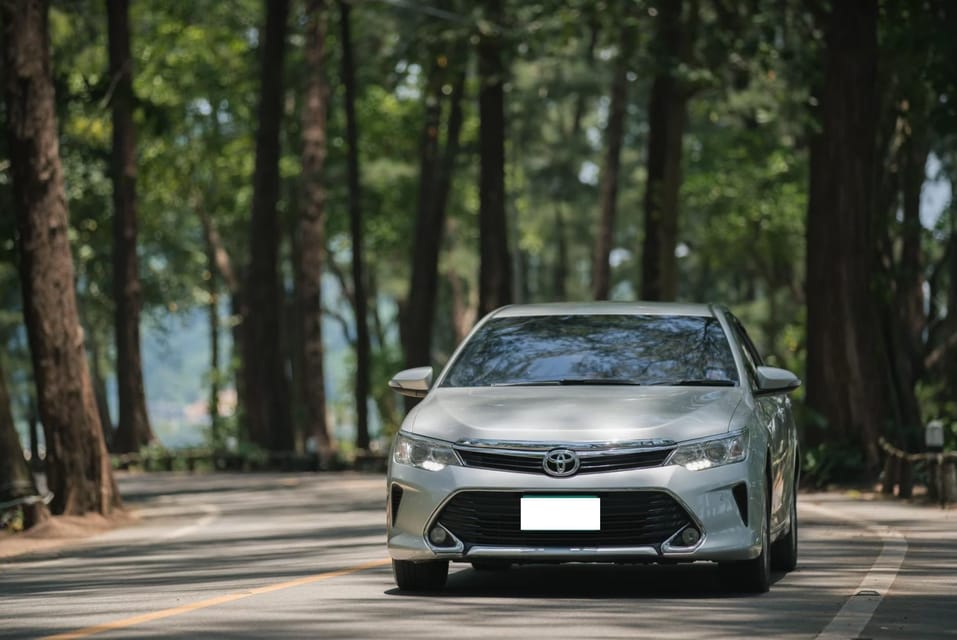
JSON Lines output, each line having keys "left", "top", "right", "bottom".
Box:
{"left": 2, "top": 0, "right": 956, "bottom": 512}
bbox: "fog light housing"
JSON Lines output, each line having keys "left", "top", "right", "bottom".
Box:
{"left": 680, "top": 527, "right": 701, "bottom": 546}
{"left": 429, "top": 526, "right": 450, "bottom": 546}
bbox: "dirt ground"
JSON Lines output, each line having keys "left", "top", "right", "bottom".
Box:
{"left": 0, "top": 510, "right": 136, "bottom": 560}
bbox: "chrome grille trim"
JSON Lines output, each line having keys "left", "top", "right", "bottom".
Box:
{"left": 453, "top": 441, "right": 676, "bottom": 475}
{"left": 456, "top": 438, "right": 676, "bottom": 452}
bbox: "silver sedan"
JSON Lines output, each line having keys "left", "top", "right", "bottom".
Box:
{"left": 386, "top": 302, "right": 801, "bottom": 593}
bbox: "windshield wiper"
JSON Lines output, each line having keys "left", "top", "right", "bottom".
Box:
{"left": 648, "top": 378, "right": 736, "bottom": 387}
{"left": 493, "top": 378, "right": 644, "bottom": 387}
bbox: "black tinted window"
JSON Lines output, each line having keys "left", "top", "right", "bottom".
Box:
{"left": 441, "top": 314, "right": 738, "bottom": 387}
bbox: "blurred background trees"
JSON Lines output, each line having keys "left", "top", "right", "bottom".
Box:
{"left": 2, "top": 0, "right": 957, "bottom": 514}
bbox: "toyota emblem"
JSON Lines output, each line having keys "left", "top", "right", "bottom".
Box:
{"left": 543, "top": 449, "right": 580, "bottom": 477}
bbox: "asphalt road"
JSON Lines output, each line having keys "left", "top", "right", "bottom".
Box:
{"left": 1, "top": 472, "right": 954, "bottom": 639}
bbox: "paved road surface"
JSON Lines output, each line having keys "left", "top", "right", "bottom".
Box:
{"left": 1, "top": 472, "right": 954, "bottom": 639}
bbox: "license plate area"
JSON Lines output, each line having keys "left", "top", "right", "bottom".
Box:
{"left": 520, "top": 495, "right": 600, "bottom": 531}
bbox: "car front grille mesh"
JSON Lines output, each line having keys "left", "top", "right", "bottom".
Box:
{"left": 455, "top": 447, "right": 674, "bottom": 475}
{"left": 436, "top": 490, "right": 691, "bottom": 549}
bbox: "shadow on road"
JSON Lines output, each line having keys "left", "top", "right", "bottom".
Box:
{"left": 385, "top": 562, "right": 787, "bottom": 599}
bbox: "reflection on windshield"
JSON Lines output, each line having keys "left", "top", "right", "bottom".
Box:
{"left": 441, "top": 314, "right": 738, "bottom": 388}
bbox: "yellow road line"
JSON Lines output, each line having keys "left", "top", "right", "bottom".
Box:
{"left": 41, "top": 558, "right": 391, "bottom": 640}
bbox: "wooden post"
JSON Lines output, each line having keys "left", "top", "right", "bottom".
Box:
{"left": 927, "top": 458, "right": 939, "bottom": 501}
{"left": 941, "top": 459, "right": 956, "bottom": 508}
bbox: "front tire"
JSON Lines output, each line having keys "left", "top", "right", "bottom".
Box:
{"left": 392, "top": 559, "right": 449, "bottom": 591}
{"left": 771, "top": 481, "right": 798, "bottom": 572}
{"left": 719, "top": 482, "right": 771, "bottom": 594}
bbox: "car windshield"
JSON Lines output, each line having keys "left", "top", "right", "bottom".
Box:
{"left": 441, "top": 314, "right": 739, "bottom": 388}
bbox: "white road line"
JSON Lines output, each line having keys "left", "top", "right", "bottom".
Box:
{"left": 156, "top": 503, "right": 221, "bottom": 541}
{"left": 803, "top": 501, "right": 908, "bottom": 640}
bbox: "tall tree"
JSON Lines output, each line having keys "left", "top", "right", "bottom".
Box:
{"left": 804, "top": 0, "right": 884, "bottom": 471}
{"left": 639, "top": 0, "right": 693, "bottom": 301}
{"left": 402, "top": 43, "right": 467, "bottom": 372}
{"left": 477, "top": 0, "right": 512, "bottom": 316}
{"left": 2, "top": 0, "right": 121, "bottom": 515}
{"left": 338, "top": 0, "right": 371, "bottom": 450}
{"left": 106, "top": 0, "right": 153, "bottom": 453}
{"left": 0, "top": 356, "right": 49, "bottom": 528}
{"left": 204, "top": 233, "right": 222, "bottom": 445}
{"left": 197, "top": 190, "right": 241, "bottom": 447}
{"left": 592, "top": 14, "right": 636, "bottom": 300}
{"left": 297, "top": 0, "right": 335, "bottom": 463}
{"left": 242, "top": 0, "right": 293, "bottom": 452}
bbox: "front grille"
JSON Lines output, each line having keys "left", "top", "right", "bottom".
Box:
{"left": 436, "top": 490, "right": 691, "bottom": 548}
{"left": 580, "top": 450, "right": 674, "bottom": 473}
{"left": 457, "top": 450, "right": 542, "bottom": 473}
{"left": 455, "top": 447, "right": 674, "bottom": 475}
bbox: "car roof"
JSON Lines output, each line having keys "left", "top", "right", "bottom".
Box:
{"left": 490, "top": 301, "right": 719, "bottom": 318}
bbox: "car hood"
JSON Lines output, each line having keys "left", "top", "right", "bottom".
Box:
{"left": 406, "top": 386, "right": 745, "bottom": 445}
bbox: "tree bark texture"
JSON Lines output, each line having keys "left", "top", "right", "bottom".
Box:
{"left": 297, "top": 0, "right": 334, "bottom": 463}
{"left": 403, "top": 46, "right": 466, "bottom": 372}
{"left": 242, "top": 0, "right": 293, "bottom": 452}
{"left": 86, "top": 327, "right": 114, "bottom": 449}
{"left": 0, "top": 355, "right": 50, "bottom": 528}
{"left": 205, "top": 236, "right": 221, "bottom": 445}
{"left": 28, "top": 401, "right": 40, "bottom": 470}
{"left": 592, "top": 17, "right": 635, "bottom": 300}
{"left": 878, "top": 95, "right": 930, "bottom": 496}
{"left": 2, "top": 0, "right": 121, "bottom": 515}
{"left": 107, "top": 0, "right": 153, "bottom": 453}
{"left": 338, "top": 0, "right": 371, "bottom": 451}
{"left": 197, "top": 203, "right": 240, "bottom": 445}
{"left": 552, "top": 208, "right": 568, "bottom": 300}
{"left": 640, "top": 0, "right": 690, "bottom": 302}
{"left": 477, "top": 0, "right": 512, "bottom": 317}
{"left": 804, "top": 0, "right": 884, "bottom": 471}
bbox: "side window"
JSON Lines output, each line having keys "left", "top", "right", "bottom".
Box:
{"left": 728, "top": 315, "right": 763, "bottom": 387}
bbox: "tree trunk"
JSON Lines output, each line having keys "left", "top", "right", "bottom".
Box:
{"left": 338, "top": 0, "right": 371, "bottom": 451}
{"left": 205, "top": 237, "right": 221, "bottom": 446}
{"left": 477, "top": 0, "right": 512, "bottom": 317}
{"left": 881, "top": 96, "right": 930, "bottom": 497}
{"left": 86, "top": 326, "right": 114, "bottom": 449}
{"left": 552, "top": 208, "right": 567, "bottom": 300}
{"left": 403, "top": 48, "right": 467, "bottom": 372}
{"left": 242, "top": 0, "right": 293, "bottom": 452}
{"left": 640, "top": 0, "right": 690, "bottom": 302}
{"left": 298, "top": 0, "right": 335, "bottom": 464}
{"left": 0, "top": 355, "right": 50, "bottom": 528}
{"left": 593, "top": 18, "right": 635, "bottom": 300}
{"left": 804, "top": 0, "right": 884, "bottom": 471}
{"left": 107, "top": 0, "right": 153, "bottom": 453}
{"left": 197, "top": 201, "right": 239, "bottom": 448}
{"left": 2, "top": 0, "right": 121, "bottom": 515}
{"left": 27, "top": 400, "right": 40, "bottom": 471}
{"left": 445, "top": 219, "right": 477, "bottom": 344}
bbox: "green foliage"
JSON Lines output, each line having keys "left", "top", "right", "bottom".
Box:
{"left": 802, "top": 442, "right": 869, "bottom": 489}
{"left": 0, "top": 0, "right": 952, "bottom": 477}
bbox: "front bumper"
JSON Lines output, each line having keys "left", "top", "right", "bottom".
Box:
{"left": 387, "top": 457, "right": 765, "bottom": 564}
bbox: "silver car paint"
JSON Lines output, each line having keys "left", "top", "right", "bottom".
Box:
{"left": 405, "top": 386, "right": 745, "bottom": 444}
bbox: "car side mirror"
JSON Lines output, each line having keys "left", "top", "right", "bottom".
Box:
{"left": 388, "top": 366, "right": 433, "bottom": 398}
{"left": 755, "top": 366, "right": 801, "bottom": 395}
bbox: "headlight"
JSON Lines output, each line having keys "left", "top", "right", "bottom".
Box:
{"left": 392, "top": 432, "right": 461, "bottom": 472}
{"left": 667, "top": 431, "right": 749, "bottom": 471}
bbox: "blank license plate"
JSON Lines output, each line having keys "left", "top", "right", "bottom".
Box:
{"left": 520, "top": 496, "right": 600, "bottom": 531}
